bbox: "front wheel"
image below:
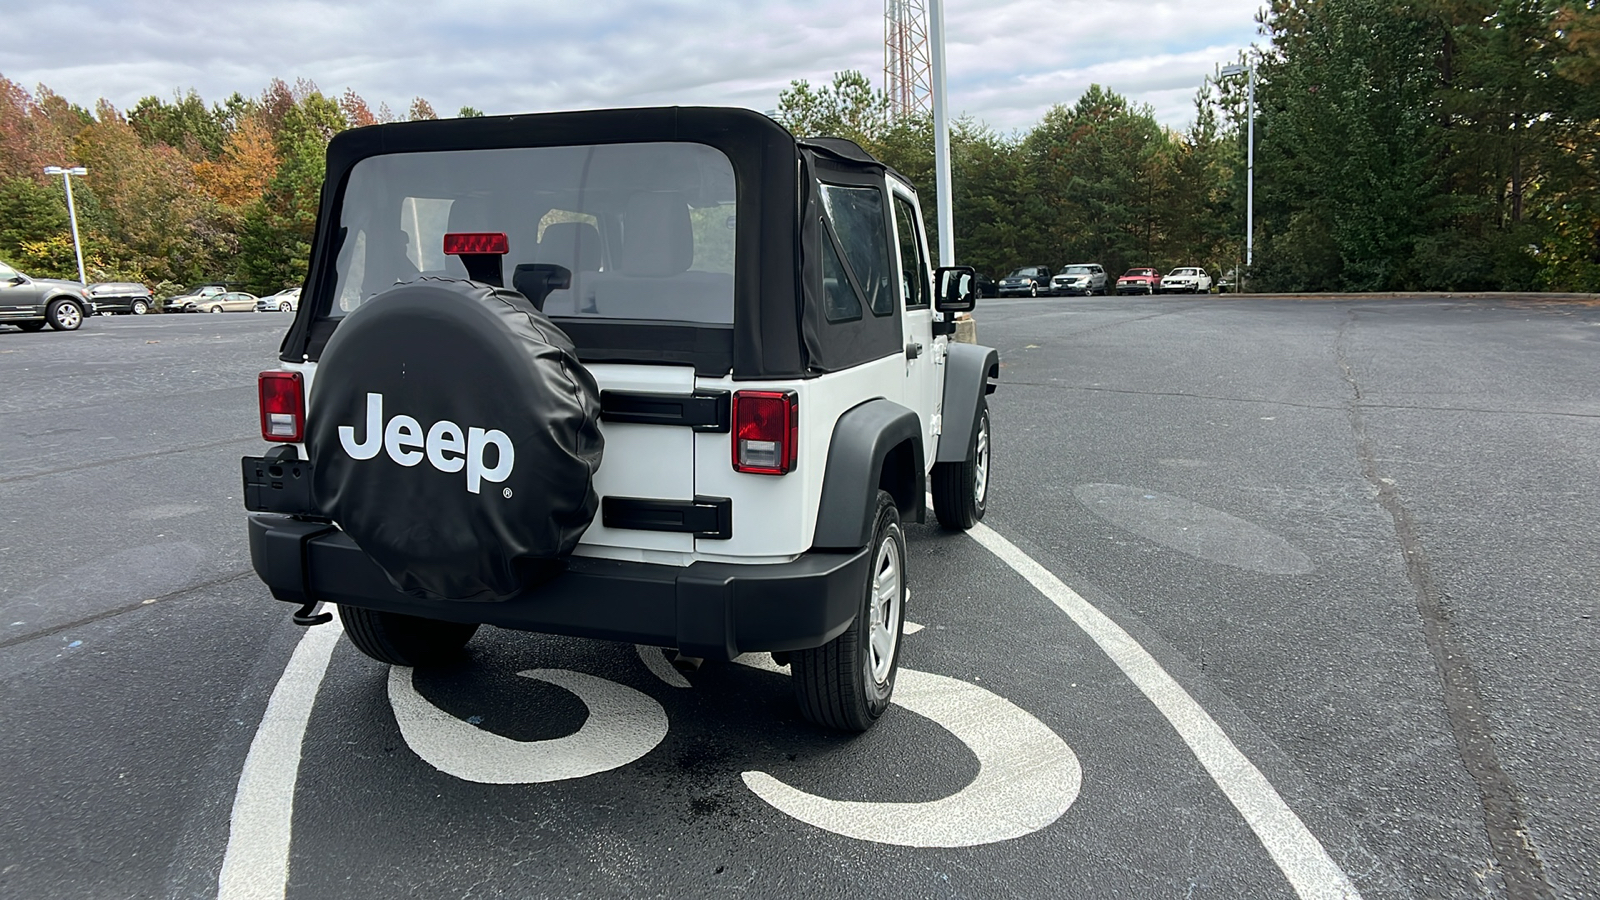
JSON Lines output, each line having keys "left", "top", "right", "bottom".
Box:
{"left": 46, "top": 300, "right": 83, "bottom": 331}
{"left": 932, "top": 399, "right": 990, "bottom": 530}
{"left": 279, "top": 301, "right": 292, "bottom": 312}
{"left": 209, "top": 305, "right": 223, "bottom": 314}
{"left": 1028, "top": 284, "right": 1037, "bottom": 298}
{"left": 792, "top": 490, "right": 906, "bottom": 732}
{"left": 339, "top": 605, "right": 480, "bottom": 666}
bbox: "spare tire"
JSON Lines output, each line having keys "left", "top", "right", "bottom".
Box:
{"left": 307, "top": 278, "right": 603, "bottom": 602}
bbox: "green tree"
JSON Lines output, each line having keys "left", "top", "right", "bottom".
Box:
{"left": 1253, "top": 0, "right": 1442, "bottom": 290}
{"left": 238, "top": 90, "right": 347, "bottom": 293}
{"left": 128, "top": 90, "right": 225, "bottom": 160}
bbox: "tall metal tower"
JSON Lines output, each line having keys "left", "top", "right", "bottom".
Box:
{"left": 884, "top": 0, "right": 933, "bottom": 119}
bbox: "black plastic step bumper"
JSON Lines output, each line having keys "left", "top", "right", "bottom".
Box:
{"left": 246, "top": 514, "right": 867, "bottom": 661}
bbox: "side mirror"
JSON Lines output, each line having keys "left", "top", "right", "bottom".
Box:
{"left": 934, "top": 266, "right": 977, "bottom": 313}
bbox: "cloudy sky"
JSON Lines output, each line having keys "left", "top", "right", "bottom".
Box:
{"left": 4, "top": 0, "right": 1262, "bottom": 134}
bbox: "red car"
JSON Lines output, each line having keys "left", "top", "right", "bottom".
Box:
{"left": 1116, "top": 267, "right": 1160, "bottom": 295}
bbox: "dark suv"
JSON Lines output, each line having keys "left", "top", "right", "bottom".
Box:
{"left": 0, "top": 260, "right": 93, "bottom": 331}
{"left": 242, "top": 108, "right": 999, "bottom": 733}
{"left": 997, "top": 266, "right": 1052, "bottom": 297}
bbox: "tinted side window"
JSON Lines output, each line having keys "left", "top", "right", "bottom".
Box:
{"left": 892, "top": 195, "right": 930, "bottom": 309}
{"left": 819, "top": 184, "right": 894, "bottom": 317}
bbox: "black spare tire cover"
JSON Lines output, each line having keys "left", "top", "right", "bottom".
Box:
{"left": 308, "top": 279, "right": 603, "bottom": 602}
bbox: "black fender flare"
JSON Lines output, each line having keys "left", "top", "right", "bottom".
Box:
{"left": 812, "top": 399, "right": 925, "bottom": 550}
{"left": 936, "top": 343, "right": 999, "bottom": 463}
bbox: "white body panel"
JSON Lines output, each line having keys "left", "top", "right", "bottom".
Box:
{"left": 576, "top": 364, "right": 697, "bottom": 556}
{"left": 888, "top": 182, "right": 945, "bottom": 459}
{"left": 690, "top": 354, "right": 906, "bottom": 561}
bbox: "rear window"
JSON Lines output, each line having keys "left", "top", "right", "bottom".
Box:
{"left": 328, "top": 142, "right": 737, "bottom": 324}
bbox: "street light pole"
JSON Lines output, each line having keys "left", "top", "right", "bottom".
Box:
{"left": 43, "top": 165, "right": 89, "bottom": 285}
{"left": 1219, "top": 63, "right": 1253, "bottom": 292}
{"left": 928, "top": 0, "right": 954, "bottom": 267}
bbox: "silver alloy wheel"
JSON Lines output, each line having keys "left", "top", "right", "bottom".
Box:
{"left": 131, "top": 299, "right": 148, "bottom": 314}
{"left": 279, "top": 301, "right": 292, "bottom": 312}
{"left": 210, "top": 305, "right": 223, "bottom": 313}
{"left": 974, "top": 413, "right": 990, "bottom": 506}
{"left": 54, "top": 302, "right": 81, "bottom": 329}
{"left": 866, "top": 530, "right": 903, "bottom": 686}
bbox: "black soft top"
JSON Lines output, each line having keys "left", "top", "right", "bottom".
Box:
{"left": 281, "top": 107, "right": 908, "bottom": 379}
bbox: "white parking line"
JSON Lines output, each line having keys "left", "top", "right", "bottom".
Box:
{"left": 217, "top": 617, "right": 343, "bottom": 900}
{"left": 219, "top": 519, "right": 1363, "bottom": 899}
{"left": 963, "top": 520, "right": 1362, "bottom": 900}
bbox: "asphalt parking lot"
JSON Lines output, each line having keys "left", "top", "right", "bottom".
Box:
{"left": 1, "top": 298, "right": 1596, "bottom": 899}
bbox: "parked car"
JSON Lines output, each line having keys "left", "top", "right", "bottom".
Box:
{"left": 1160, "top": 267, "right": 1213, "bottom": 294}
{"left": 1216, "top": 269, "right": 1241, "bottom": 293}
{"left": 164, "top": 284, "right": 228, "bottom": 312}
{"left": 973, "top": 273, "right": 998, "bottom": 299}
{"left": 0, "top": 259, "right": 93, "bottom": 331}
{"left": 89, "top": 281, "right": 155, "bottom": 315}
{"left": 1115, "top": 267, "right": 1161, "bottom": 295}
{"left": 257, "top": 287, "right": 301, "bottom": 312}
{"left": 1050, "top": 263, "right": 1106, "bottom": 296}
{"left": 193, "top": 291, "right": 259, "bottom": 313}
{"left": 242, "top": 108, "right": 1000, "bottom": 734}
{"left": 997, "top": 265, "right": 1052, "bottom": 297}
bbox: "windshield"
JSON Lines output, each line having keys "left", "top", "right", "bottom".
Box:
{"left": 329, "top": 142, "right": 738, "bottom": 324}
{"left": 1006, "top": 268, "right": 1038, "bottom": 278}
{"left": 1125, "top": 269, "right": 1155, "bottom": 277}
{"left": 1059, "top": 266, "right": 1092, "bottom": 275}
{"left": 1170, "top": 268, "right": 1198, "bottom": 276}
{"left": 0, "top": 261, "right": 18, "bottom": 280}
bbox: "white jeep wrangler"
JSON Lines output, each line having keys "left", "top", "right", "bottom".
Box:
{"left": 243, "top": 108, "right": 999, "bottom": 732}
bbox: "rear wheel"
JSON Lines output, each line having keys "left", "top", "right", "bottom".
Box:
{"left": 932, "top": 398, "right": 990, "bottom": 530}
{"left": 792, "top": 490, "right": 905, "bottom": 732}
{"left": 131, "top": 299, "right": 149, "bottom": 315}
{"left": 339, "top": 605, "right": 480, "bottom": 666}
{"left": 46, "top": 300, "right": 83, "bottom": 331}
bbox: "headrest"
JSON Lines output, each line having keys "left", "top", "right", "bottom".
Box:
{"left": 536, "top": 221, "right": 602, "bottom": 272}
{"left": 620, "top": 192, "right": 692, "bottom": 277}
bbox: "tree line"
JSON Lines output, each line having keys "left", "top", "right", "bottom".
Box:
{"left": 2, "top": 0, "right": 1596, "bottom": 297}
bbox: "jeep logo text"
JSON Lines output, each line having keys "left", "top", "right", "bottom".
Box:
{"left": 338, "top": 392, "right": 514, "bottom": 494}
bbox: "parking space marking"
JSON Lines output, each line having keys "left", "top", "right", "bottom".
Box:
{"left": 387, "top": 666, "right": 668, "bottom": 784}
{"left": 740, "top": 666, "right": 1082, "bottom": 848}
{"left": 963, "top": 520, "right": 1362, "bottom": 900}
{"left": 217, "top": 616, "right": 343, "bottom": 900}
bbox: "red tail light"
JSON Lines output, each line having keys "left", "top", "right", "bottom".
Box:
{"left": 732, "top": 390, "right": 797, "bottom": 475}
{"left": 443, "top": 232, "right": 509, "bottom": 255}
{"left": 259, "top": 371, "right": 304, "bottom": 442}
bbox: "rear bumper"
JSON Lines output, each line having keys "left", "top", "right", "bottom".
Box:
{"left": 247, "top": 514, "right": 867, "bottom": 661}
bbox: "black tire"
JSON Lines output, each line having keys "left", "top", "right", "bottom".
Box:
{"left": 46, "top": 299, "right": 84, "bottom": 331}
{"left": 792, "top": 490, "right": 906, "bottom": 732}
{"left": 931, "top": 398, "right": 990, "bottom": 530}
{"left": 1028, "top": 283, "right": 1037, "bottom": 298}
{"left": 338, "top": 605, "right": 479, "bottom": 666}
{"left": 131, "top": 299, "right": 149, "bottom": 315}
{"left": 209, "top": 305, "right": 223, "bottom": 313}
{"left": 17, "top": 321, "right": 47, "bottom": 332}
{"left": 279, "top": 301, "right": 292, "bottom": 312}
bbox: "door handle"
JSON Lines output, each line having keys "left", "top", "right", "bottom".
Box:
{"left": 905, "top": 342, "right": 922, "bottom": 360}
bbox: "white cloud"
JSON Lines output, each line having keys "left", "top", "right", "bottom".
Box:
{"left": 0, "top": 0, "right": 1262, "bottom": 133}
